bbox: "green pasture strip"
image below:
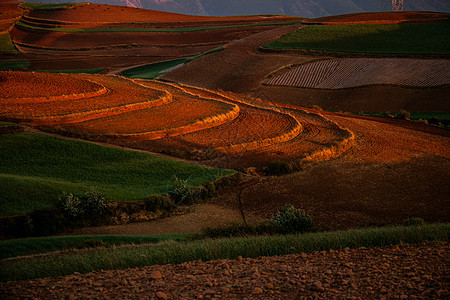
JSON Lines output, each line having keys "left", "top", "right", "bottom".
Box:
{"left": 264, "top": 21, "right": 450, "bottom": 55}
{"left": 0, "top": 122, "right": 17, "bottom": 127}
{"left": 35, "top": 68, "right": 106, "bottom": 74}
{"left": 122, "top": 46, "right": 224, "bottom": 79}
{"left": 20, "top": 2, "right": 83, "bottom": 10}
{"left": 0, "top": 132, "right": 235, "bottom": 217}
{"left": 0, "top": 223, "right": 447, "bottom": 282}
{"left": 0, "top": 234, "right": 192, "bottom": 260}
{"left": 16, "top": 20, "right": 300, "bottom": 33}
{"left": 0, "top": 59, "right": 30, "bottom": 71}
{"left": 122, "top": 58, "right": 188, "bottom": 79}
{"left": 0, "top": 34, "right": 19, "bottom": 55}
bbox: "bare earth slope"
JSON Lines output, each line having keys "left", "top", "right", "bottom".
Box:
{"left": 1, "top": 242, "right": 448, "bottom": 299}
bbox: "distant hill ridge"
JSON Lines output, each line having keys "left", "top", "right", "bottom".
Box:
{"left": 22, "top": 0, "right": 450, "bottom": 18}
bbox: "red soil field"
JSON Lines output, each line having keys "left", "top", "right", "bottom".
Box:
{"left": 0, "top": 1, "right": 23, "bottom": 32}
{"left": 62, "top": 93, "right": 239, "bottom": 138}
{"left": 0, "top": 71, "right": 104, "bottom": 100}
{"left": 0, "top": 73, "right": 170, "bottom": 124}
{"left": 25, "top": 3, "right": 298, "bottom": 27}
{"left": 303, "top": 11, "right": 450, "bottom": 25}
{"left": 0, "top": 71, "right": 350, "bottom": 170}
{"left": 266, "top": 58, "right": 450, "bottom": 89}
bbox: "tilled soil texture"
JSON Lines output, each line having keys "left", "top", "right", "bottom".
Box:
{"left": 266, "top": 58, "right": 450, "bottom": 89}
{"left": 1, "top": 71, "right": 352, "bottom": 170}
{"left": 1, "top": 243, "right": 448, "bottom": 299}
{"left": 9, "top": 3, "right": 300, "bottom": 72}
{"left": 162, "top": 20, "right": 450, "bottom": 113}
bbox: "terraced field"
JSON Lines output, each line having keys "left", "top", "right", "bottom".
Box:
{"left": 266, "top": 58, "right": 450, "bottom": 89}
{"left": 7, "top": 2, "right": 300, "bottom": 72}
{"left": 0, "top": 71, "right": 351, "bottom": 169}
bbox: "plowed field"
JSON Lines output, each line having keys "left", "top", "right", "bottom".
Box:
{"left": 0, "top": 71, "right": 351, "bottom": 169}
{"left": 266, "top": 58, "right": 450, "bottom": 89}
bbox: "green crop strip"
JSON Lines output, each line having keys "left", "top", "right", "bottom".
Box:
{"left": 0, "top": 224, "right": 447, "bottom": 281}
{"left": 0, "top": 34, "right": 19, "bottom": 55}
{"left": 20, "top": 2, "right": 84, "bottom": 10}
{"left": 0, "top": 132, "right": 235, "bottom": 217}
{"left": 264, "top": 21, "right": 450, "bottom": 55}
{"left": 16, "top": 20, "right": 300, "bottom": 33}
{"left": 0, "top": 58, "right": 30, "bottom": 71}
{"left": 122, "top": 46, "right": 224, "bottom": 79}
{"left": 0, "top": 234, "right": 193, "bottom": 260}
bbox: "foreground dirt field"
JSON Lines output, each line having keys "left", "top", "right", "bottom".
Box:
{"left": 1, "top": 242, "right": 448, "bottom": 299}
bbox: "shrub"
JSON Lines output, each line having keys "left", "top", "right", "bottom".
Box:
{"left": 61, "top": 188, "right": 108, "bottom": 219}
{"left": 62, "top": 193, "right": 84, "bottom": 217}
{"left": 271, "top": 204, "right": 313, "bottom": 234}
{"left": 403, "top": 217, "right": 426, "bottom": 226}
{"left": 83, "top": 188, "right": 108, "bottom": 216}
{"left": 146, "top": 195, "right": 173, "bottom": 212}
{"left": 169, "top": 176, "right": 195, "bottom": 205}
{"left": 266, "top": 160, "right": 292, "bottom": 175}
{"left": 396, "top": 109, "right": 410, "bottom": 120}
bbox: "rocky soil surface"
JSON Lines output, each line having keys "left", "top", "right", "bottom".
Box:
{"left": 1, "top": 242, "right": 448, "bottom": 299}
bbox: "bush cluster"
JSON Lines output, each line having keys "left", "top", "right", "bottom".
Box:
{"left": 169, "top": 176, "right": 216, "bottom": 206}
{"left": 201, "top": 204, "right": 314, "bottom": 238}
{"left": 62, "top": 188, "right": 108, "bottom": 218}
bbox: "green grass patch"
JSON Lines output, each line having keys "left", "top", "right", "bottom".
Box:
{"left": 355, "top": 111, "right": 450, "bottom": 121}
{"left": 0, "top": 223, "right": 447, "bottom": 281}
{"left": 0, "top": 122, "right": 17, "bottom": 127}
{"left": 20, "top": 2, "right": 83, "bottom": 10}
{"left": 122, "top": 46, "right": 223, "bottom": 79}
{"left": 16, "top": 20, "right": 300, "bottom": 33}
{"left": 0, "top": 59, "right": 30, "bottom": 71}
{"left": 35, "top": 68, "right": 106, "bottom": 74}
{"left": 0, "top": 234, "right": 192, "bottom": 260}
{"left": 0, "top": 34, "right": 19, "bottom": 55}
{"left": 264, "top": 21, "right": 450, "bottom": 54}
{"left": 122, "top": 58, "right": 188, "bottom": 79}
{"left": 0, "top": 132, "right": 235, "bottom": 217}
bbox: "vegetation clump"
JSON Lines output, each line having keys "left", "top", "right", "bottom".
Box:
{"left": 403, "top": 217, "right": 426, "bottom": 226}
{"left": 271, "top": 204, "right": 313, "bottom": 234}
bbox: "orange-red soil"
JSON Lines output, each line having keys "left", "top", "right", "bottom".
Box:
{"left": 303, "top": 11, "right": 450, "bottom": 25}
{"left": 1, "top": 243, "right": 448, "bottom": 299}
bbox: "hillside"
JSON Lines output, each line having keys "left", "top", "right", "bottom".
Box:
{"left": 22, "top": 0, "right": 450, "bottom": 18}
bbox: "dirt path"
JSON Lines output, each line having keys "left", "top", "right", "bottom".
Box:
{"left": 1, "top": 242, "right": 448, "bottom": 299}
{"left": 68, "top": 204, "right": 261, "bottom": 236}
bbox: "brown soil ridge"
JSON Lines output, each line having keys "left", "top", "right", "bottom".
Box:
{"left": 1, "top": 242, "right": 447, "bottom": 299}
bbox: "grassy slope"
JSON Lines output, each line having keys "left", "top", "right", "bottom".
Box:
{"left": 264, "top": 21, "right": 450, "bottom": 54}
{"left": 0, "top": 132, "right": 235, "bottom": 217}
{"left": 0, "top": 34, "right": 19, "bottom": 55}
{"left": 122, "top": 46, "right": 224, "bottom": 79}
{"left": 0, "top": 234, "right": 193, "bottom": 260}
{"left": 20, "top": 2, "right": 82, "bottom": 10}
{"left": 1, "top": 224, "right": 447, "bottom": 281}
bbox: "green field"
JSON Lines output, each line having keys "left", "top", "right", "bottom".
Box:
{"left": 16, "top": 20, "right": 300, "bottom": 33}
{"left": 0, "top": 34, "right": 19, "bottom": 55}
{"left": 20, "top": 2, "right": 82, "bottom": 10}
{"left": 1, "top": 223, "right": 447, "bottom": 281}
{"left": 0, "top": 233, "right": 192, "bottom": 260}
{"left": 122, "top": 46, "right": 223, "bottom": 79}
{"left": 264, "top": 21, "right": 450, "bottom": 54}
{"left": 0, "top": 132, "right": 235, "bottom": 217}
{"left": 0, "top": 59, "right": 30, "bottom": 71}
